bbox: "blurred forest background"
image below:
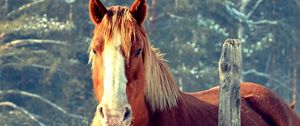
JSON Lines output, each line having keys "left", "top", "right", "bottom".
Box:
{"left": 0, "top": 0, "right": 300, "bottom": 125}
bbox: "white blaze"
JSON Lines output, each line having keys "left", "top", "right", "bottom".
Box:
{"left": 101, "top": 33, "right": 128, "bottom": 109}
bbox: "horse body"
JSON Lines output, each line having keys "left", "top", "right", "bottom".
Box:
{"left": 191, "top": 82, "right": 298, "bottom": 126}
{"left": 149, "top": 92, "right": 219, "bottom": 126}
{"left": 149, "top": 82, "right": 300, "bottom": 126}
{"left": 88, "top": 0, "right": 300, "bottom": 126}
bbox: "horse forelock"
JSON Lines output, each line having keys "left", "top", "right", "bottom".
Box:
{"left": 89, "top": 6, "right": 138, "bottom": 64}
{"left": 89, "top": 5, "right": 181, "bottom": 112}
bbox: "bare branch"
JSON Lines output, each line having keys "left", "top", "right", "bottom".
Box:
{"left": 0, "top": 90, "right": 88, "bottom": 122}
{"left": 242, "top": 69, "right": 283, "bottom": 84}
{"left": 291, "top": 46, "right": 298, "bottom": 109}
{"left": 165, "top": 12, "right": 184, "bottom": 20}
{"left": 292, "top": 67, "right": 297, "bottom": 108}
{"left": 6, "top": 0, "right": 45, "bottom": 19}
{"left": 249, "top": 20, "right": 278, "bottom": 25}
{"left": 0, "top": 39, "right": 68, "bottom": 51}
{"left": 243, "top": 69, "right": 269, "bottom": 78}
{"left": 151, "top": 0, "right": 157, "bottom": 10}
{"left": 148, "top": 0, "right": 157, "bottom": 22}
{"left": 242, "top": 69, "right": 296, "bottom": 93}
{"left": 272, "top": 81, "right": 298, "bottom": 95}
{"left": 225, "top": 1, "right": 248, "bottom": 23}
{"left": 247, "top": 0, "right": 264, "bottom": 18}
{"left": 295, "top": 0, "right": 300, "bottom": 6}
{"left": 0, "top": 101, "right": 46, "bottom": 126}
{"left": 0, "top": 63, "right": 67, "bottom": 74}
{"left": 0, "top": 50, "right": 47, "bottom": 58}
{"left": 225, "top": 1, "right": 278, "bottom": 26}
{"left": 0, "top": 33, "right": 5, "bottom": 39}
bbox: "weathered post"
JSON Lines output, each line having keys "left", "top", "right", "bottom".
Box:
{"left": 218, "top": 39, "right": 242, "bottom": 126}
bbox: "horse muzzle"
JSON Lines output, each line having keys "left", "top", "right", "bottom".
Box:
{"left": 97, "top": 105, "right": 133, "bottom": 126}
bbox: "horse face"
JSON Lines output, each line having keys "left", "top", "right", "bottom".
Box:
{"left": 89, "top": 0, "right": 147, "bottom": 126}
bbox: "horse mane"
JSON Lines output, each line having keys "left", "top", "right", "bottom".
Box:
{"left": 143, "top": 43, "right": 181, "bottom": 111}
{"left": 89, "top": 6, "right": 181, "bottom": 111}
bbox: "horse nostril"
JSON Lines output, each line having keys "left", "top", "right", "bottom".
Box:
{"left": 123, "top": 106, "right": 132, "bottom": 121}
{"left": 99, "top": 106, "right": 105, "bottom": 118}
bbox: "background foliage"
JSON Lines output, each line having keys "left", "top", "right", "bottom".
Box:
{"left": 0, "top": 0, "right": 299, "bottom": 125}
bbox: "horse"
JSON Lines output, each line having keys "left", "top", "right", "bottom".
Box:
{"left": 87, "top": 0, "right": 300, "bottom": 125}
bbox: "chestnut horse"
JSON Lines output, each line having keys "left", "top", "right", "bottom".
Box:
{"left": 88, "top": 0, "right": 300, "bottom": 126}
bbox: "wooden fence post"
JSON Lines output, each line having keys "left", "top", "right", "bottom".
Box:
{"left": 218, "top": 39, "right": 242, "bottom": 126}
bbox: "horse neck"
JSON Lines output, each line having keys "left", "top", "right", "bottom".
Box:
{"left": 144, "top": 46, "right": 219, "bottom": 125}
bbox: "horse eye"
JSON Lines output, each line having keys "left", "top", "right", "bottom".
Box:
{"left": 93, "top": 49, "right": 96, "bottom": 54}
{"left": 135, "top": 48, "right": 142, "bottom": 57}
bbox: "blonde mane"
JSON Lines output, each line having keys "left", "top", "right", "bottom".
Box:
{"left": 143, "top": 42, "right": 181, "bottom": 111}
{"left": 89, "top": 6, "right": 181, "bottom": 111}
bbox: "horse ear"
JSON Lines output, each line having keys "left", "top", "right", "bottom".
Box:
{"left": 89, "top": 0, "right": 107, "bottom": 24}
{"left": 130, "top": 0, "right": 147, "bottom": 25}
